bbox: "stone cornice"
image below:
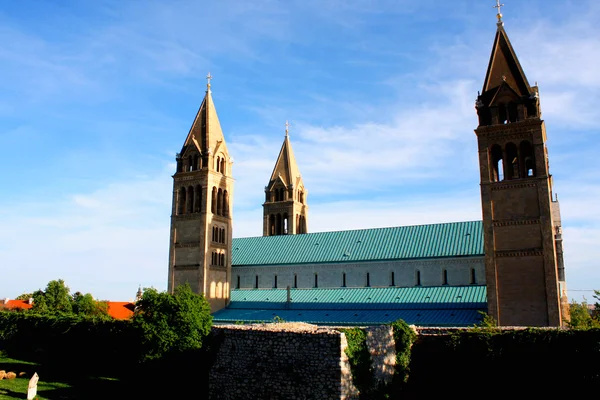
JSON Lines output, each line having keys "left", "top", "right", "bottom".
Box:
{"left": 495, "top": 250, "right": 543, "bottom": 258}
{"left": 492, "top": 219, "right": 540, "bottom": 227}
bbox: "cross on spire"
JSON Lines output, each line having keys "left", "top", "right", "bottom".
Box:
{"left": 494, "top": 0, "right": 505, "bottom": 24}
{"left": 206, "top": 72, "right": 213, "bottom": 90}
{"left": 285, "top": 120, "right": 290, "bottom": 137}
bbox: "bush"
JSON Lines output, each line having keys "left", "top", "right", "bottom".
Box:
{"left": 132, "top": 284, "right": 213, "bottom": 362}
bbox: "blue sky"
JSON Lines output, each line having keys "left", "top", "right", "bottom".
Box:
{"left": 1, "top": 0, "right": 598, "bottom": 303}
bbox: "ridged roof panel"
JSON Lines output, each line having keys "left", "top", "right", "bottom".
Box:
{"left": 212, "top": 309, "right": 484, "bottom": 327}
{"left": 213, "top": 286, "right": 487, "bottom": 326}
{"left": 232, "top": 221, "right": 483, "bottom": 266}
{"left": 228, "top": 286, "right": 486, "bottom": 310}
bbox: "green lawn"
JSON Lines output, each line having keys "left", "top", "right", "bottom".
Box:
{"left": 0, "top": 353, "right": 122, "bottom": 400}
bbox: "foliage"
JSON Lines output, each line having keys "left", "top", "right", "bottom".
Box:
{"left": 389, "top": 319, "right": 417, "bottom": 386}
{"left": 72, "top": 292, "right": 109, "bottom": 318}
{"left": 22, "top": 279, "right": 109, "bottom": 319}
{"left": 473, "top": 310, "right": 498, "bottom": 329}
{"left": 31, "top": 279, "right": 73, "bottom": 314}
{"left": 132, "top": 284, "right": 212, "bottom": 361}
{"left": 14, "top": 293, "right": 32, "bottom": 301}
{"left": 568, "top": 299, "right": 600, "bottom": 329}
{"left": 0, "top": 311, "right": 137, "bottom": 379}
{"left": 340, "top": 327, "right": 373, "bottom": 397}
{"left": 272, "top": 315, "right": 285, "bottom": 323}
{"left": 403, "top": 327, "right": 600, "bottom": 396}
{"left": 593, "top": 291, "right": 600, "bottom": 320}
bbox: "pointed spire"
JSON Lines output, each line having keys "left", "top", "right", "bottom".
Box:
{"left": 481, "top": 8, "right": 531, "bottom": 97}
{"left": 180, "top": 73, "right": 227, "bottom": 155}
{"left": 269, "top": 122, "right": 302, "bottom": 188}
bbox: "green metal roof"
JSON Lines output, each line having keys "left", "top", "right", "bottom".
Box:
{"left": 211, "top": 309, "right": 483, "bottom": 327}
{"left": 232, "top": 221, "right": 483, "bottom": 266}
{"left": 212, "top": 286, "right": 487, "bottom": 327}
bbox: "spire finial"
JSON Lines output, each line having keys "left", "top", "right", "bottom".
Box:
{"left": 206, "top": 72, "right": 213, "bottom": 91}
{"left": 493, "top": 0, "right": 505, "bottom": 25}
{"left": 285, "top": 120, "right": 290, "bottom": 137}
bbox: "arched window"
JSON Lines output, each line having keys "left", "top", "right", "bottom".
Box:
{"left": 520, "top": 140, "right": 536, "bottom": 177}
{"left": 342, "top": 272, "right": 346, "bottom": 287}
{"left": 294, "top": 274, "right": 298, "bottom": 289}
{"left": 223, "top": 190, "right": 229, "bottom": 217}
{"left": 211, "top": 187, "right": 217, "bottom": 214}
{"left": 216, "top": 157, "right": 220, "bottom": 172}
{"left": 507, "top": 102, "right": 518, "bottom": 123}
{"left": 195, "top": 185, "right": 202, "bottom": 213}
{"left": 390, "top": 271, "right": 395, "bottom": 287}
{"left": 273, "top": 275, "right": 278, "bottom": 289}
{"left": 490, "top": 144, "right": 504, "bottom": 182}
{"left": 283, "top": 213, "right": 288, "bottom": 234}
{"left": 498, "top": 103, "right": 508, "bottom": 124}
{"left": 176, "top": 158, "right": 182, "bottom": 173}
{"left": 269, "top": 214, "right": 275, "bottom": 236}
{"left": 366, "top": 272, "right": 370, "bottom": 287}
{"left": 187, "top": 186, "right": 194, "bottom": 213}
{"left": 195, "top": 154, "right": 201, "bottom": 170}
{"left": 212, "top": 226, "right": 216, "bottom": 242}
{"left": 416, "top": 270, "right": 421, "bottom": 286}
{"left": 236, "top": 275, "right": 240, "bottom": 289}
{"left": 314, "top": 273, "right": 318, "bottom": 288}
{"left": 276, "top": 214, "right": 282, "bottom": 235}
{"left": 471, "top": 268, "right": 477, "bottom": 285}
{"left": 220, "top": 158, "right": 225, "bottom": 175}
{"left": 296, "top": 214, "right": 300, "bottom": 234}
{"left": 443, "top": 269, "right": 448, "bottom": 285}
{"left": 505, "top": 142, "right": 519, "bottom": 179}
{"left": 217, "top": 188, "right": 223, "bottom": 216}
{"left": 178, "top": 187, "right": 186, "bottom": 215}
{"left": 188, "top": 155, "right": 193, "bottom": 171}
{"left": 255, "top": 275, "right": 259, "bottom": 289}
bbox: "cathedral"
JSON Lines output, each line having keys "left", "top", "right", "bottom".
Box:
{"left": 167, "top": 12, "right": 569, "bottom": 327}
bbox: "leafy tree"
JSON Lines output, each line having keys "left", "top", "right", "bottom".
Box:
{"left": 132, "top": 284, "right": 212, "bottom": 361}
{"left": 31, "top": 279, "right": 73, "bottom": 314}
{"left": 15, "top": 293, "right": 32, "bottom": 301}
{"left": 568, "top": 299, "right": 599, "bottom": 329}
{"left": 72, "top": 292, "right": 109, "bottom": 318}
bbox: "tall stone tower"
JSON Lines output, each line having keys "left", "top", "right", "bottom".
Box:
{"left": 263, "top": 123, "right": 308, "bottom": 236}
{"left": 474, "top": 11, "right": 568, "bottom": 326}
{"left": 167, "top": 74, "right": 234, "bottom": 312}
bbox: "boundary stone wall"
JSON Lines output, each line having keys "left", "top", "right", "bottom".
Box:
{"left": 209, "top": 323, "right": 359, "bottom": 400}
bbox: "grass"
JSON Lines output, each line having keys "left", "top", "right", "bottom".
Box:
{"left": 0, "top": 352, "right": 122, "bottom": 400}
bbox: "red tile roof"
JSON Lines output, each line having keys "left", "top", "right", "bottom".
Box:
{"left": 1, "top": 300, "right": 33, "bottom": 310}
{"left": 107, "top": 302, "right": 135, "bottom": 320}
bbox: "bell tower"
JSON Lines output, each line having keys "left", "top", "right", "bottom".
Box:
{"left": 263, "top": 122, "right": 308, "bottom": 236}
{"left": 474, "top": 8, "right": 568, "bottom": 326}
{"left": 167, "top": 74, "right": 234, "bottom": 312}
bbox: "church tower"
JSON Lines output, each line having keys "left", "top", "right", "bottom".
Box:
{"left": 263, "top": 122, "right": 308, "bottom": 236}
{"left": 474, "top": 9, "right": 568, "bottom": 326}
{"left": 167, "top": 74, "right": 234, "bottom": 312}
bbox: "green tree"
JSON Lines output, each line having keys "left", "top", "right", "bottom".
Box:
{"left": 15, "top": 293, "right": 32, "bottom": 301}
{"left": 31, "top": 279, "right": 73, "bottom": 314}
{"left": 132, "top": 284, "right": 212, "bottom": 361}
{"left": 568, "top": 299, "right": 599, "bottom": 329}
{"left": 72, "top": 292, "right": 110, "bottom": 318}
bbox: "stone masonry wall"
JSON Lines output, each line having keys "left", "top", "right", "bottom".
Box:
{"left": 365, "top": 326, "right": 396, "bottom": 387}
{"left": 209, "top": 323, "right": 359, "bottom": 400}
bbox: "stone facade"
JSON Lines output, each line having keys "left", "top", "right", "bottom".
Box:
{"left": 233, "top": 257, "right": 485, "bottom": 290}
{"left": 167, "top": 81, "right": 234, "bottom": 313}
{"left": 474, "top": 22, "right": 567, "bottom": 326}
{"left": 263, "top": 131, "right": 308, "bottom": 236}
{"left": 209, "top": 323, "right": 359, "bottom": 400}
